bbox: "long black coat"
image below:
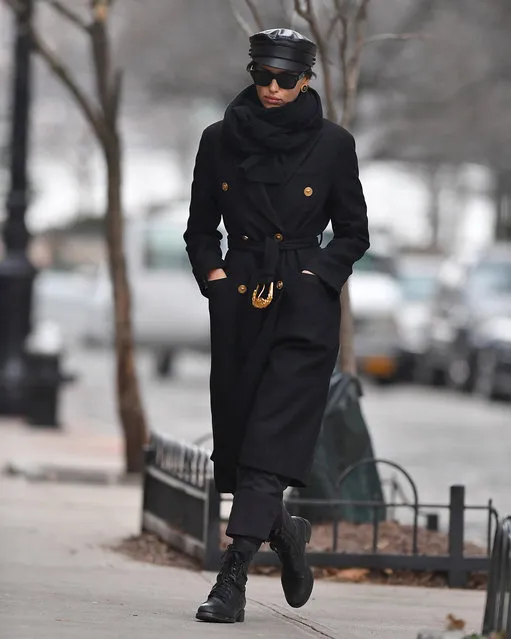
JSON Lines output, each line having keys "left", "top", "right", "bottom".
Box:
{"left": 184, "top": 117, "right": 369, "bottom": 493}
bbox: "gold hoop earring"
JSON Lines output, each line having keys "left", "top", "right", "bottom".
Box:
{"left": 300, "top": 84, "right": 309, "bottom": 93}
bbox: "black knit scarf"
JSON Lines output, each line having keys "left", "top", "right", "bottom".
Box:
{"left": 222, "top": 84, "right": 323, "bottom": 184}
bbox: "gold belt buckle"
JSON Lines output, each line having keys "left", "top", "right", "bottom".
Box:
{"left": 251, "top": 282, "right": 274, "bottom": 309}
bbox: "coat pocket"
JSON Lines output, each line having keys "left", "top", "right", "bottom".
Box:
{"left": 207, "top": 276, "right": 230, "bottom": 292}
{"left": 300, "top": 272, "right": 339, "bottom": 301}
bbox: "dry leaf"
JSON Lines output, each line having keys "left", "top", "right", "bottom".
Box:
{"left": 445, "top": 613, "right": 466, "bottom": 630}
{"left": 333, "top": 568, "right": 370, "bottom": 582}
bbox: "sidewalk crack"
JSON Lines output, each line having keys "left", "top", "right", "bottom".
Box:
{"left": 249, "top": 598, "right": 339, "bottom": 638}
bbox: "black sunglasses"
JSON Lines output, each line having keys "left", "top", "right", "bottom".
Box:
{"left": 249, "top": 66, "right": 305, "bottom": 90}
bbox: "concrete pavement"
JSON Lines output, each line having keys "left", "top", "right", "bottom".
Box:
{"left": 0, "top": 420, "right": 487, "bottom": 639}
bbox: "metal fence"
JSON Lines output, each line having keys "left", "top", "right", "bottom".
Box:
{"left": 141, "top": 432, "right": 220, "bottom": 570}
{"left": 482, "top": 516, "right": 511, "bottom": 638}
{"left": 142, "top": 433, "right": 497, "bottom": 586}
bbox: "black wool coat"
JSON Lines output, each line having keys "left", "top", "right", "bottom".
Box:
{"left": 184, "top": 116, "right": 369, "bottom": 494}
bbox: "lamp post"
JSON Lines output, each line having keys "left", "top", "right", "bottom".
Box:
{"left": 0, "top": 0, "right": 37, "bottom": 415}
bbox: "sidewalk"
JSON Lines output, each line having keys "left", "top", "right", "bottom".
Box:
{"left": 0, "top": 420, "right": 486, "bottom": 638}
{"left": 0, "top": 417, "right": 124, "bottom": 479}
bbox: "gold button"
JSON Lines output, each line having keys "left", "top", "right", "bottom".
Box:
{"left": 222, "top": 182, "right": 229, "bottom": 191}
{"left": 238, "top": 284, "right": 247, "bottom": 294}
{"left": 276, "top": 280, "right": 284, "bottom": 290}
{"left": 242, "top": 235, "right": 249, "bottom": 241}
{"left": 274, "top": 233, "right": 283, "bottom": 242}
{"left": 304, "top": 186, "right": 313, "bottom": 197}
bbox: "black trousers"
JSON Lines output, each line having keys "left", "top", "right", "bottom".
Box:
{"left": 225, "top": 464, "right": 289, "bottom": 541}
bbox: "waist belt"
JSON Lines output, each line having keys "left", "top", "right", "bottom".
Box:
{"left": 228, "top": 235, "right": 320, "bottom": 309}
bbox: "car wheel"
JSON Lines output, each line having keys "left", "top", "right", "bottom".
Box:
{"left": 414, "top": 352, "right": 446, "bottom": 387}
{"left": 373, "top": 376, "right": 394, "bottom": 386}
{"left": 154, "top": 349, "right": 175, "bottom": 379}
{"left": 447, "top": 349, "right": 475, "bottom": 393}
{"left": 474, "top": 348, "right": 500, "bottom": 401}
{"left": 397, "top": 353, "right": 416, "bottom": 382}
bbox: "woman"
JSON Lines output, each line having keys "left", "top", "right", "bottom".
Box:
{"left": 184, "top": 28, "right": 369, "bottom": 623}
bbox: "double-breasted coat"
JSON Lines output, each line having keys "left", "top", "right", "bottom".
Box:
{"left": 184, "top": 116, "right": 369, "bottom": 494}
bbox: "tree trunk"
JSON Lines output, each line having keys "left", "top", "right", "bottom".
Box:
{"left": 339, "top": 284, "right": 356, "bottom": 374}
{"left": 495, "top": 169, "right": 511, "bottom": 242}
{"left": 103, "top": 130, "right": 148, "bottom": 474}
{"left": 425, "top": 164, "right": 441, "bottom": 251}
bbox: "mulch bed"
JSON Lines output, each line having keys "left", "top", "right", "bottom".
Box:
{"left": 112, "top": 519, "right": 489, "bottom": 590}
{"left": 220, "top": 520, "right": 487, "bottom": 556}
{"left": 113, "top": 533, "right": 201, "bottom": 571}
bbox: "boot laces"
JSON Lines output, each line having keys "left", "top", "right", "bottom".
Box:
{"left": 209, "top": 549, "right": 245, "bottom": 603}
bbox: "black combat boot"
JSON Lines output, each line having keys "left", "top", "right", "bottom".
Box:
{"left": 268, "top": 509, "right": 314, "bottom": 608}
{"left": 195, "top": 545, "right": 251, "bottom": 623}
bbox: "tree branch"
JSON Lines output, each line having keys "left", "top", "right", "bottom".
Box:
{"left": 294, "top": 0, "right": 337, "bottom": 121}
{"left": 332, "top": 0, "right": 350, "bottom": 19}
{"left": 293, "top": 0, "right": 308, "bottom": 24}
{"left": 279, "top": 0, "right": 293, "bottom": 23}
{"left": 90, "top": 0, "right": 111, "bottom": 118}
{"left": 338, "top": 0, "right": 372, "bottom": 375}
{"left": 31, "top": 25, "right": 106, "bottom": 144}
{"left": 3, "top": 0, "right": 23, "bottom": 15}
{"left": 110, "top": 68, "right": 123, "bottom": 124}
{"left": 335, "top": 7, "right": 349, "bottom": 124}
{"left": 244, "top": 0, "right": 264, "bottom": 31}
{"left": 326, "top": 13, "right": 341, "bottom": 40}
{"left": 42, "top": 0, "right": 90, "bottom": 32}
{"left": 332, "top": 0, "right": 350, "bottom": 125}
{"left": 3, "top": 0, "right": 105, "bottom": 141}
{"left": 341, "top": 0, "right": 370, "bottom": 128}
{"left": 228, "top": 0, "right": 253, "bottom": 37}
{"left": 355, "top": 0, "right": 371, "bottom": 25}
{"left": 364, "top": 32, "right": 435, "bottom": 45}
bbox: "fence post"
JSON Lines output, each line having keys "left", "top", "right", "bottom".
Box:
{"left": 496, "top": 522, "right": 510, "bottom": 634}
{"left": 202, "top": 477, "right": 221, "bottom": 572}
{"left": 426, "top": 513, "right": 439, "bottom": 532}
{"left": 140, "top": 442, "right": 155, "bottom": 533}
{"left": 448, "top": 485, "right": 466, "bottom": 588}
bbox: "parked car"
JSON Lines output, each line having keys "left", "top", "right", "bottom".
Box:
{"left": 84, "top": 217, "right": 402, "bottom": 382}
{"left": 33, "top": 264, "right": 99, "bottom": 349}
{"left": 83, "top": 205, "right": 212, "bottom": 377}
{"left": 395, "top": 254, "right": 441, "bottom": 380}
{"left": 350, "top": 262, "right": 402, "bottom": 384}
{"left": 320, "top": 227, "right": 402, "bottom": 384}
{"left": 418, "top": 243, "right": 511, "bottom": 398}
{"left": 471, "top": 316, "right": 511, "bottom": 400}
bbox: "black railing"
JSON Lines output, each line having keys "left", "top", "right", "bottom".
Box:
{"left": 141, "top": 432, "right": 220, "bottom": 570}
{"left": 482, "top": 516, "right": 511, "bottom": 638}
{"left": 142, "top": 434, "right": 497, "bottom": 586}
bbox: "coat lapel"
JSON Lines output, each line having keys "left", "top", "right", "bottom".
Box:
{"left": 245, "top": 181, "right": 283, "bottom": 230}
{"left": 282, "top": 127, "right": 323, "bottom": 185}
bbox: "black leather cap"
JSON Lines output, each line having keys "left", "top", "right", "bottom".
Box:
{"left": 249, "top": 28, "right": 317, "bottom": 73}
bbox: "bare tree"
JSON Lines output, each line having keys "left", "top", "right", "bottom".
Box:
{"left": 228, "top": 0, "right": 372, "bottom": 375}
{"left": 3, "top": 0, "right": 148, "bottom": 473}
{"left": 309, "top": 0, "right": 371, "bottom": 376}
{"left": 294, "top": 0, "right": 432, "bottom": 372}
{"left": 229, "top": 0, "right": 264, "bottom": 36}
{"left": 367, "top": 0, "right": 511, "bottom": 242}
{"left": 229, "top": 0, "right": 428, "bottom": 374}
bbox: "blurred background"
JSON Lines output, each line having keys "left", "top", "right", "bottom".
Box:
{"left": 0, "top": 0, "right": 510, "bottom": 538}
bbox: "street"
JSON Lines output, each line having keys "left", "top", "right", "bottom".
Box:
{"left": 62, "top": 348, "right": 511, "bottom": 541}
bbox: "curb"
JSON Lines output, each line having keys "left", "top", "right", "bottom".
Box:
{"left": 2, "top": 460, "right": 141, "bottom": 486}
{"left": 417, "top": 632, "right": 471, "bottom": 639}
